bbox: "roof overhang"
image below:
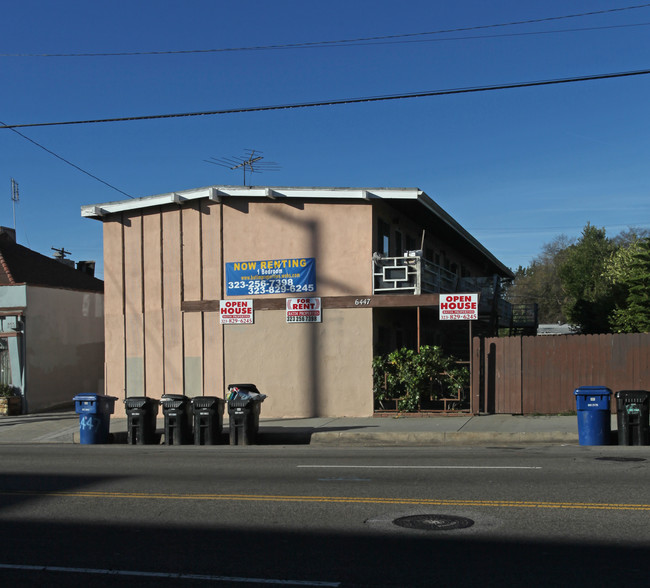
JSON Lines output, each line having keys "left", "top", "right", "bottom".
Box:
{"left": 81, "top": 185, "right": 423, "bottom": 219}
{"left": 81, "top": 185, "right": 513, "bottom": 278}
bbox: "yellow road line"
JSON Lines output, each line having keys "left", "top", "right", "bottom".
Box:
{"left": 1, "top": 490, "right": 649, "bottom": 511}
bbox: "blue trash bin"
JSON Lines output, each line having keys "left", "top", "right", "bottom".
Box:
{"left": 574, "top": 386, "right": 612, "bottom": 446}
{"left": 73, "top": 393, "right": 118, "bottom": 444}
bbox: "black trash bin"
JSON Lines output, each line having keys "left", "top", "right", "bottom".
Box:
{"left": 615, "top": 390, "right": 650, "bottom": 446}
{"left": 124, "top": 396, "right": 159, "bottom": 445}
{"left": 227, "top": 384, "right": 266, "bottom": 445}
{"left": 191, "top": 396, "right": 225, "bottom": 445}
{"left": 161, "top": 394, "right": 193, "bottom": 445}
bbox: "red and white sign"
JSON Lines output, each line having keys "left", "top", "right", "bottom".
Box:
{"left": 286, "top": 297, "right": 322, "bottom": 323}
{"left": 439, "top": 293, "right": 479, "bottom": 321}
{"left": 220, "top": 299, "right": 254, "bottom": 324}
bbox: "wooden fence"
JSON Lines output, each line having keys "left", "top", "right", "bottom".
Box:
{"left": 471, "top": 333, "right": 650, "bottom": 414}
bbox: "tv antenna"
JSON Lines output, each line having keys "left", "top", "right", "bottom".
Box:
{"left": 10, "top": 178, "right": 19, "bottom": 230}
{"left": 205, "top": 149, "right": 280, "bottom": 186}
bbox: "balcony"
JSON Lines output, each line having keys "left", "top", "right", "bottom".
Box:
{"left": 372, "top": 254, "right": 538, "bottom": 334}
{"left": 372, "top": 253, "right": 458, "bottom": 295}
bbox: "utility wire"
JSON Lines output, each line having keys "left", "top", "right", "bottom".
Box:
{"left": 2, "top": 68, "right": 649, "bottom": 130}
{"left": 2, "top": 3, "right": 649, "bottom": 57}
{"left": 0, "top": 120, "right": 135, "bottom": 198}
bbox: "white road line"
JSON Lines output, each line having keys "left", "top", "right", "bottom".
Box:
{"left": 298, "top": 465, "right": 541, "bottom": 470}
{"left": 0, "top": 563, "right": 340, "bottom": 587}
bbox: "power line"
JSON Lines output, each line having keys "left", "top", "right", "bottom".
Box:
{"left": 2, "top": 4, "right": 649, "bottom": 57}
{"left": 0, "top": 120, "right": 135, "bottom": 198}
{"left": 2, "top": 68, "right": 650, "bottom": 130}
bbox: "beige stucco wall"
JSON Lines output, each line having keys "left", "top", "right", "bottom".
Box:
{"left": 223, "top": 199, "right": 371, "bottom": 296}
{"left": 224, "top": 308, "right": 373, "bottom": 417}
{"left": 103, "top": 197, "right": 375, "bottom": 417}
{"left": 25, "top": 285, "right": 104, "bottom": 412}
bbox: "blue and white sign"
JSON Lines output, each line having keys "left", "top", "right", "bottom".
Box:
{"left": 226, "top": 257, "right": 316, "bottom": 296}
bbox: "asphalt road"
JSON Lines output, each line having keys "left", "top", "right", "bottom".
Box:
{"left": 0, "top": 444, "right": 649, "bottom": 587}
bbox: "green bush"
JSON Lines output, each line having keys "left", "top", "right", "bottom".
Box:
{"left": 373, "top": 346, "right": 468, "bottom": 412}
{"left": 0, "top": 383, "right": 17, "bottom": 398}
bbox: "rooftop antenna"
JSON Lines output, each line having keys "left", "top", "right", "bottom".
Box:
{"left": 10, "top": 178, "right": 19, "bottom": 230}
{"left": 205, "top": 149, "right": 280, "bottom": 186}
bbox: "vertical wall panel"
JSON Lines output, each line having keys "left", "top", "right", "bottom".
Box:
{"left": 200, "top": 200, "right": 223, "bottom": 396}
{"left": 182, "top": 203, "right": 203, "bottom": 396}
{"left": 103, "top": 218, "right": 125, "bottom": 399}
{"left": 162, "top": 208, "right": 183, "bottom": 395}
{"left": 123, "top": 213, "right": 144, "bottom": 396}
{"left": 143, "top": 209, "right": 164, "bottom": 397}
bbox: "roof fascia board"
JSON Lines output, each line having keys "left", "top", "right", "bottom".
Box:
{"left": 81, "top": 186, "right": 421, "bottom": 218}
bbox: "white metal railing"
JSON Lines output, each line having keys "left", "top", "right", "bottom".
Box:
{"left": 372, "top": 255, "right": 519, "bottom": 329}
{"left": 372, "top": 254, "right": 458, "bottom": 295}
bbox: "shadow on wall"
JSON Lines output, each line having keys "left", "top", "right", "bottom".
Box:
{"left": 263, "top": 206, "right": 363, "bottom": 418}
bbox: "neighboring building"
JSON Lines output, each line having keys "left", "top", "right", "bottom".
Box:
{"left": 0, "top": 227, "right": 104, "bottom": 413}
{"left": 537, "top": 323, "right": 574, "bottom": 336}
{"left": 81, "top": 186, "right": 515, "bottom": 418}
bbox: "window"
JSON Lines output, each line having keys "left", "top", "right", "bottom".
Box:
{"left": 0, "top": 338, "right": 11, "bottom": 386}
{"left": 406, "top": 235, "right": 417, "bottom": 252}
{"left": 377, "top": 219, "right": 390, "bottom": 256}
{"left": 393, "top": 230, "right": 403, "bottom": 256}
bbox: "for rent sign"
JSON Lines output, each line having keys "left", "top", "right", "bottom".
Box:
{"left": 439, "top": 293, "right": 479, "bottom": 321}
{"left": 220, "top": 299, "right": 254, "bottom": 324}
{"left": 286, "top": 297, "right": 321, "bottom": 323}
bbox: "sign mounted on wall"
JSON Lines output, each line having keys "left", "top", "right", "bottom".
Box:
{"left": 286, "top": 297, "right": 322, "bottom": 323}
{"left": 226, "top": 257, "right": 316, "bottom": 296}
{"left": 439, "top": 293, "right": 479, "bottom": 321}
{"left": 220, "top": 299, "right": 254, "bottom": 324}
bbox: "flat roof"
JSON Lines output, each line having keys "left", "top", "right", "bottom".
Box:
{"left": 81, "top": 185, "right": 512, "bottom": 277}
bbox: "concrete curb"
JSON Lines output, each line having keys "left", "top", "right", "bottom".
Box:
{"left": 66, "top": 430, "right": 580, "bottom": 446}
{"left": 310, "top": 431, "right": 580, "bottom": 446}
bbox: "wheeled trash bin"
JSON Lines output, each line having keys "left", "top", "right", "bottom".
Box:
{"left": 574, "top": 386, "right": 612, "bottom": 446}
{"left": 73, "top": 393, "right": 117, "bottom": 444}
{"left": 124, "top": 396, "right": 159, "bottom": 445}
{"left": 227, "top": 384, "right": 266, "bottom": 445}
{"left": 191, "top": 396, "right": 225, "bottom": 445}
{"left": 615, "top": 390, "right": 650, "bottom": 446}
{"left": 160, "top": 394, "right": 193, "bottom": 445}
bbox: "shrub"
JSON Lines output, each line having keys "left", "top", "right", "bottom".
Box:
{"left": 0, "top": 383, "right": 18, "bottom": 398}
{"left": 373, "top": 346, "right": 468, "bottom": 411}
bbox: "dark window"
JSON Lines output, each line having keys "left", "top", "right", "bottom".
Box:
{"left": 377, "top": 219, "right": 390, "bottom": 256}
{"left": 406, "top": 235, "right": 417, "bottom": 252}
{"left": 393, "top": 230, "right": 403, "bottom": 256}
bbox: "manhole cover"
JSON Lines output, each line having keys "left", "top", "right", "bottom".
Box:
{"left": 595, "top": 457, "right": 646, "bottom": 462}
{"left": 393, "top": 514, "right": 474, "bottom": 531}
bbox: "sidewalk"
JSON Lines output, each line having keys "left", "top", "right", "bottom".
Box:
{"left": 0, "top": 410, "right": 605, "bottom": 446}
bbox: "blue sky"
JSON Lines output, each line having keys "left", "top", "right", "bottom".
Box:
{"left": 1, "top": 1, "right": 649, "bottom": 278}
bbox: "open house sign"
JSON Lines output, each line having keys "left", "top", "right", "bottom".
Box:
{"left": 439, "top": 293, "right": 479, "bottom": 321}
